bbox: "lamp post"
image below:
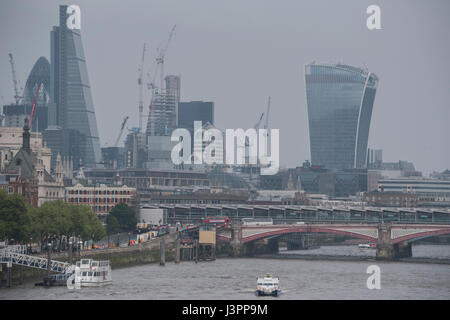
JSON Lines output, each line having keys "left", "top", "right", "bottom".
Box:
{"left": 47, "top": 241, "right": 52, "bottom": 277}
{"left": 68, "top": 236, "right": 73, "bottom": 265}
{"left": 77, "top": 235, "right": 81, "bottom": 258}
{"left": 29, "top": 237, "right": 32, "bottom": 254}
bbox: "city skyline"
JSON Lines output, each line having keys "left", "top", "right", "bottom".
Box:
{"left": 0, "top": 0, "right": 449, "bottom": 175}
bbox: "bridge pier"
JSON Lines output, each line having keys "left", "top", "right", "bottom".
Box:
{"left": 376, "top": 223, "right": 412, "bottom": 260}
{"left": 160, "top": 237, "right": 166, "bottom": 266}
{"left": 266, "top": 239, "right": 279, "bottom": 254}
{"left": 230, "top": 222, "right": 245, "bottom": 257}
{"left": 175, "top": 234, "right": 180, "bottom": 264}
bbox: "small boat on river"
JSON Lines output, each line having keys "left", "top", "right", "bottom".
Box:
{"left": 256, "top": 274, "right": 281, "bottom": 297}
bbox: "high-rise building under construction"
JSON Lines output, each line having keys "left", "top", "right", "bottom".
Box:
{"left": 47, "top": 5, "right": 101, "bottom": 169}
{"left": 146, "top": 75, "right": 180, "bottom": 137}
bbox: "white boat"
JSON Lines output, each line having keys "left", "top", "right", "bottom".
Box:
{"left": 67, "top": 259, "right": 112, "bottom": 289}
{"left": 358, "top": 243, "right": 377, "bottom": 249}
{"left": 256, "top": 274, "right": 281, "bottom": 297}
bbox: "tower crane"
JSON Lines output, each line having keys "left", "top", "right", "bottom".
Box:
{"left": 145, "top": 25, "right": 176, "bottom": 136}
{"left": 244, "top": 112, "right": 264, "bottom": 162}
{"left": 264, "top": 96, "right": 271, "bottom": 130}
{"left": 156, "top": 24, "right": 176, "bottom": 91}
{"left": 138, "top": 44, "right": 146, "bottom": 131}
{"left": 8, "top": 53, "right": 21, "bottom": 104}
{"left": 114, "top": 116, "right": 129, "bottom": 147}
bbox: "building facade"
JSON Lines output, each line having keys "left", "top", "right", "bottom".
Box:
{"left": 378, "top": 178, "right": 450, "bottom": 206}
{"left": 0, "top": 127, "right": 52, "bottom": 172}
{"left": 3, "top": 121, "right": 65, "bottom": 206}
{"left": 305, "top": 63, "right": 378, "bottom": 169}
{"left": 363, "top": 190, "right": 419, "bottom": 208}
{"left": 146, "top": 90, "right": 178, "bottom": 137}
{"left": 178, "top": 101, "right": 214, "bottom": 137}
{"left": 65, "top": 183, "right": 136, "bottom": 217}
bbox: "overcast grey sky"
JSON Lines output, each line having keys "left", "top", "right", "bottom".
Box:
{"left": 1, "top": 0, "right": 449, "bottom": 175}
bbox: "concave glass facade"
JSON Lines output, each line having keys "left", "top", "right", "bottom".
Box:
{"left": 305, "top": 64, "right": 378, "bottom": 170}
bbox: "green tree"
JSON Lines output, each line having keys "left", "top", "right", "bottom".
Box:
{"left": 106, "top": 215, "right": 121, "bottom": 235}
{"left": 29, "top": 200, "right": 105, "bottom": 246}
{"left": 107, "top": 203, "right": 137, "bottom": 232}
{"left": 78, "top": 205, "right": 106, "bottom": 241}
{"left": 0, "top": 190, "right": 32, "bottom": 243}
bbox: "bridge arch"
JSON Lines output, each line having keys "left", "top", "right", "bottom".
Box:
{"left": 392, "top": 228, "right": 450, "bottom": 244}
{"left": 242, "top": 225, "right": 378, "bottom": 244}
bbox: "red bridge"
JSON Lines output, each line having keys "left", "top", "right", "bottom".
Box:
{"left": 216, "top": 223, "right": 450, "bottom": 260}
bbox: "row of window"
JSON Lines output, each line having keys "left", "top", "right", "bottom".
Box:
{"left": 67, "top": 189, "right": 133, "bottom": 195}
{"left": 68, "top": 197, "right": 131, "bottom": 204}
{"left": 46, "top": 191, "right": 60, "bottom": 197}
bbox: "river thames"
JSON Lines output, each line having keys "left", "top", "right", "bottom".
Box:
{"left": 1, "top": 244, "right": 449, "bottom": 300}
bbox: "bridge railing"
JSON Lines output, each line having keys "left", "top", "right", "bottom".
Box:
{"left": 0, "top": 251, "right": 72, "bottom": 274}
{"left": 269, "top": 218, "right": 450, "bottom": 225}
{"left": 2, "top": 245, "right": 27, "bottom": 254}
{"left": 168, "top": 213, "right": 450, "bottom": 226}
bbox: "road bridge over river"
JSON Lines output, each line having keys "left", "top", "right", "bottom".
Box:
{"left": 216, "top": 222, "right": 450, "bottom": 260}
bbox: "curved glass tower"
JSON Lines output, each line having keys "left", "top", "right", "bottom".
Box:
{"left": 305, "top": 63, "right": 378, "bottom": 169}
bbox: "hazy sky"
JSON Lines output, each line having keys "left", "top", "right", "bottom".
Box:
{"left": 1, "top": 0, "right": 449, "bottom": 175}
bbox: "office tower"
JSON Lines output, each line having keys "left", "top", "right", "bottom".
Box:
{"left": 367, "top": 148, "right": 383, "bottom": 169}
{"left": 3, "top": 57, "right": 50, "bottom": 132}
{"left": 165, "top": 75, "right": 181, "bottom": 104}
{"left": 305, "top": 63, "right": 378, "bottom": 169}
{"left": 101, "top": 147, "right": 124, "bottom": 169}
{"left": 146, "top": 91, "right": 178, "bottom": 137}
{"left": 49, "top": 5, "right": 101, "bottom": 168}
{"left": 125, "top": 128, "right": 147, "bottom": 168}
{"left": 145, "top": 75, "right": 180, "bottom": 138}
{"left": 178, "top": 101, "right": 215, "bottom": 159}
{"left": 178, "top": 101, "right": 214, "bottom": 136}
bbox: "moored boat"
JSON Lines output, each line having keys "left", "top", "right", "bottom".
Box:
{"left": 358, "top": 242, "right": 377, "bottom": 249}
{"left": 67, "top": 259, "right": 112, "bottom": 289}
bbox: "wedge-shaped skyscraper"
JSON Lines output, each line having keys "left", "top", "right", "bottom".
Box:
{"left": 49, "top": 5, "right": 101, "bottom": 168}
{"left": 305, "top": 63, "right": 378, "bottom": 169}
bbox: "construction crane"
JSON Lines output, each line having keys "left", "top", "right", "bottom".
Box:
{"left": 146, "top": 48, "right": 159, "bottom": 116}
{"left": 156, "top": 24, "right": 176, "bottom": 91}
{"left": 244, "top": 112, "right": 264, "bottom": 161}
{"left": 114, "top": 116, "right": 129, "bottom": 147}
{"left": 138, "top": 44, "right": 146, "bottom": 132}
{"left": 8, "top": 53, "right": 21, "bottom": 104}
{"left": 255, "top": 112, "right": 265, "bottom": 131}
{"left": 264, "top": 96, "right": 271, "bottom": 132}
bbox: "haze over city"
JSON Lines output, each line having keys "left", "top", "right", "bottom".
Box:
{"left": 0, "top": 0, "right": 449, "bottom": 174}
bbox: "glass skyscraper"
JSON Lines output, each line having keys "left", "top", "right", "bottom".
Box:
{"left": 305, "top": 63, "right": 378, "bottom": 170}
{"left": 49, "top": 5, "right": 101, "bottom": 168}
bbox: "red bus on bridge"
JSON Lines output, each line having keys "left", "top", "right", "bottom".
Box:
{"left": 202, "top": 217, "right": 230, "bottom": 229}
